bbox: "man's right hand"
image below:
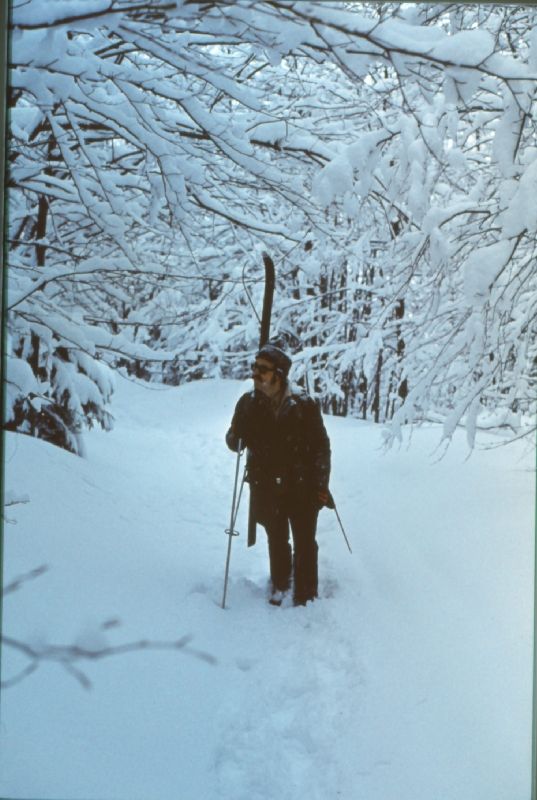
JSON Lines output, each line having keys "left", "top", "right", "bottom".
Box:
{"left": 225, "top": 428, "right": 244, "bottom": 452}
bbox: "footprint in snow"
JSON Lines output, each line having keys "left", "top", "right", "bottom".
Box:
{"left": 235, "top": 657, "right": 255, "bottom": 672}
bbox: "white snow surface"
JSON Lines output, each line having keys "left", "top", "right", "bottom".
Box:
{"left": 1, "top": 375, "right": 534, "bottom": 800}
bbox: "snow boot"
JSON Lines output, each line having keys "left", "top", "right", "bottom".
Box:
{"left": 269, "top": 589, "right": 285, "bottom": 606}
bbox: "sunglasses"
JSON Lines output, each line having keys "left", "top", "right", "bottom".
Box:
{"left": 250, "top": 361, "right": 275, "bottom": 375}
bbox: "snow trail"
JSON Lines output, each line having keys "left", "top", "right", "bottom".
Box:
{"left": 1, "top": 375, "right": 533, "bottom": 800}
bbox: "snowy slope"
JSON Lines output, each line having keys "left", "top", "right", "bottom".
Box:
{"left": 1, "top": 375, "right": 534, "bottom": 800}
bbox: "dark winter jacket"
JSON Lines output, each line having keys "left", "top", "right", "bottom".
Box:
{"left": 226, "top": 387, "right": 331, "bottom": 494}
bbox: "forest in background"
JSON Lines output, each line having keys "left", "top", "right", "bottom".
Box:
{"left": 5, "top": 1, "right": 537, "bottom": 454}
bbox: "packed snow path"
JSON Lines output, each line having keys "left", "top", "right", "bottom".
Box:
{"left": 2, "top": 376, "right": 534, "bottom": 799}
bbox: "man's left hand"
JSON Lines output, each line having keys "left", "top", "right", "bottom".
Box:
{"left": 318, "top": 489, "right": 335, "bottom": 509}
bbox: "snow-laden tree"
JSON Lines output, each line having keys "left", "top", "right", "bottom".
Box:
{"left": 8, "top": 0, "right": 344, "bottom": 451}
{"left": 297, "top": 2, "right": 537, "bottom": 446}
{"left": 6, "top": 0, "right": 537, "bottom": 453}
{"left": 225, "top": 2, "right": 537, "bottom": 446}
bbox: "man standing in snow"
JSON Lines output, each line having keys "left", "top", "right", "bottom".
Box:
{"left": 226, "top": 342, "right": 331, "bottom": 607}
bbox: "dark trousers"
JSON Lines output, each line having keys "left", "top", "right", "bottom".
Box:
{"left": 254, "top": 484, "right": 319, "bottom": 603}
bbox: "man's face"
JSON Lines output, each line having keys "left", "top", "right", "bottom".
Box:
{"left": 251, "top": 357, "right": 281, "bottom": 397}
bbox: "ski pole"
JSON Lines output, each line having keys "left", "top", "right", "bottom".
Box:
{"left": 221, "top": 439, "right": 244, "bottom": 609}
{"left": 332, "top": 500, "right": 352, "bottom": 554}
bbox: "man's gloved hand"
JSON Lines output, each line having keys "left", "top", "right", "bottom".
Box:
{"left": 317, "top": 489, "right": 335, "bottom": 509}
{"left": 225, "top": 427, "right": 245, "bottom": 452}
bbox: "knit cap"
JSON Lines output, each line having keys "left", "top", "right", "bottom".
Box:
{"left": 256, "top": 342, "right": 292, "bottom": 377}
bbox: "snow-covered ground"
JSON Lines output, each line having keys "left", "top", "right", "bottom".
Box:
{"left": 1, "top": 375, "right": 534, "bottom": 800}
